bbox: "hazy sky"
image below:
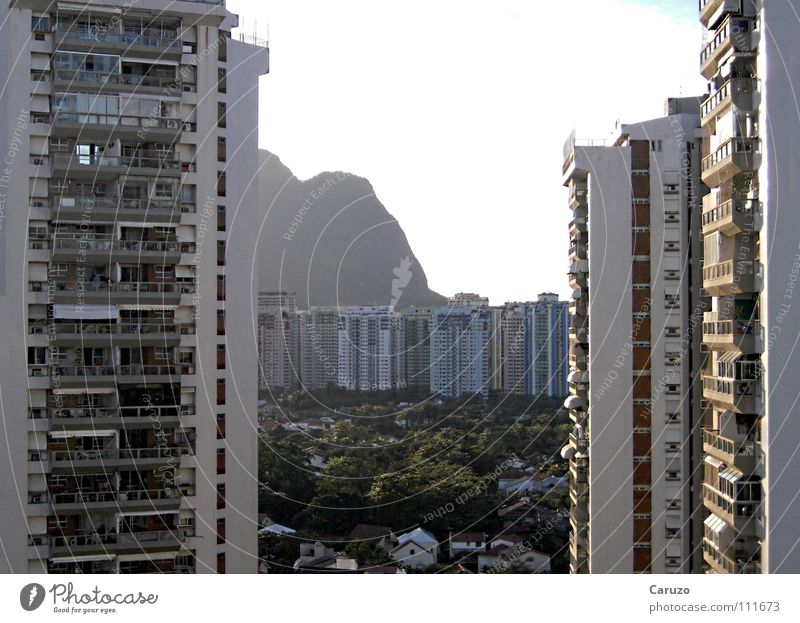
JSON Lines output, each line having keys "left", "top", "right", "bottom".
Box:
{"left": 227, "top": 0, "right": 706, "bottom": 305}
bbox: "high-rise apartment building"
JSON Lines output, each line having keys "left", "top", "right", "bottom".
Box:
{"left": 257, "top": 290, "right": 300, "bottom": 391}
{"left": 0, "top": 0, "right": 268, "bottom": 573}
{"left": 500, "top": 294, "right": 569, "bottom": 398}
{"left": 430, "top": 305, "right": 491, "bottom": 400}
{"left": 401, "top": 306, "right": 433, "bottom": 391}
{"left": 698, "top": 0, "right": 800, "bottom": 573}
{"left": 562, "top": 99, "right": 706, "bottom": 573}
{"left": 337, "top": 306, "right": 404, "bottom": 391}
{"left": 301, "top": 306, "right": 340, "bottom": 390}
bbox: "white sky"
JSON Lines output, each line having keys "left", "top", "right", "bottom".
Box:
{"left": 227, "top": 0, "right": 706, "bottom": 305}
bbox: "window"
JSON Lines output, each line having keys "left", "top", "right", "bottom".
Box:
{"left": 48, "top": 263, "right": 68, "bottom": 277}
{"left": 155, "top": 265, "right": 171, "bottom": 279}
{"left": 153, "top": 182, "right": 174, "bottom": 199}
{"left": 216, "top": 447, "right": 225, "bottom": 474}
{"left": 409, "top": 549, "right": 415, "bottom": 555}
{"left": 217, "top": 344, "right": 225, "bottom": 370}
{"left": 217, "top": 518, "right": 226, "bottom": 544}
{"left": 49, "top": 138, "right": 70, "bottom": 152}
{"left": 217, "top": 310, "right": 225, "bottom": 336}
{"left": 650, "top": 140, "right": 662, "bottom": 152}
{"left": 217, "top": 240, "right": 225, "bottom": 267}
{"left": 216, "top": 484, "right": 225, "bottom": 509}
{"left": 216, "top": 378, "right": 225, "bottom": 405}
{"left": 28, "top": 347, "right": 47, "bottom": 365}
{"left": 216, "top": 552, "right": 225, "bottom": 574}
{"left": 217, "top": 205, "right": 226, "bottom": 232}
{"left": 217, "top": 103, "right": 226, "bottom": 128}
{"left": 666, "top": 471, "right": 681, "bottom": 481}
{"left": 217, "top": 275, "right": 225, "bottom": 301}
{"left": 216, "top": 414, "right": 225, "bottom": 439}
{"left": 154, "top": 347, "right": 171, "bottom": 360}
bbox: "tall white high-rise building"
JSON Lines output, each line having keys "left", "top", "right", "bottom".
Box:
{"left": 562, "top": 99, "right": 706, "bottom": 573}
{"left": 698, "top": 0, "right": 800, "bottom": 573}
{"left": 0, "top": 0, "right": 268, "bottom": 573}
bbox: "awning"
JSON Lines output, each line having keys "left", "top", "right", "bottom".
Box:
{"left": 704, "top": 514, "right": 728, "bottom": 535}
{"left": 117, "top": 305, "right": 177, "bottom": 311}
{"left": 704, "top": 455, "right": 724, "bottom": 469}
{"left": 49, "top": 430, "right": 117, "bottom": 439}
{"left": 571, "top": 288, "right": 582, "bottom": 300}
{"left": 718, "top": 351, "right": 743, "bottom": 364}
{"left": 50, "top": 554, "right": 115, "bottom": 563}
{"left": 52, "top": 387, "right": 117, "bottom": 395}
{"left": 53, "top": 304, "right": 119, "bottom": 320}
{"left": 560, "top": 444, "right": 576, "bottom": 460}
{"left": 117, "top": 222, "right": 168, "bottom": 229}
{"left": 568, "top": 370, "right": 588, "bottom": 384}
{"left": 720, "top": 466, "right": 743, "bottom": 484}
{"left": 564, "top": 395, "right": 585, "bottom": 411}
{"left": 57, "top": 2, "right": 121, "bottom": 14}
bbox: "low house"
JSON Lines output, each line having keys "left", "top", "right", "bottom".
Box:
{"left": 497, "top": 471, "right": 533, "bottom": 494}
{"left": 478, "top": 544, "right": 551, "bottom": 573}
{"left": 304, "top": 447, "right": 329, "bottom": 471}
{"left": 349, "top": 524, "right": 396, "bottom": 552}
{"left": 259, "top": 523, "right": 297, "bottom": 536}
{"left": 497, "top": 497, "right": 538, "bottom": 527}
{"left": 489, "top": 534, "right": 524, "bottom": 549}
{"left": 449, "top": 531, "right": 486, "bottom": 555}
{"left": 391, "top": 528, "right": 439, "bottom": 570}
{"left": 294, "top": 542, "right": 358, "bottom": 573}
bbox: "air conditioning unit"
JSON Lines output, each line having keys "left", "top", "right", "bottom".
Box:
{"left": 165, "top": 119, "right": 179, "bottom": 129}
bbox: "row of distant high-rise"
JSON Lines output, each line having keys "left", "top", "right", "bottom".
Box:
{"left": 257, "top": 291, "right": 569, "bottom": 400}
{"left": 563, "top": 0, "right": 800, "bottom": 574}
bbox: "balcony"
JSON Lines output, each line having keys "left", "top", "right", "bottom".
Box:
{"left": 50, "top": 153, "right": 121, "bottom": 180}
{"left": 52, "top": 68, "right": 120, "bottom": 90}
{"left": 50, "top": 447, "right": 192, "bottom": 473}
{"left": 701, "top": 77, "right": 759, "bottom": 132}
{"left": 52, "top": 236, "right": 184, "bottom": 264}
{"left": 50, "top": 196, "right": 183, "bottom": 224}
{"left": 702, "top": 483, "right": 760, "bottom": 534}
{"left": 53, "top": 27, "right": 182, "bottom": 57}
{"left": 43, "top": 321, "right": 189, "bottom": 347}
{"left": 568, "top": 216, "right": 587, "bottom": 235}
{"left": 702, "top": 313, "right": 759, "bottom": 352}
{"left": 700, "top": 16, "right": 757, "bottom": 80}
{"left": 49, "top": 365, "right": 116, "bottom": 390}
{"left": 51, "top": 281, "right": 187, "bottom": 306}
{"left": 702, "top": 373, "right": 758, "bottom": 413}
{"left": 703, "top": 428, "right": 757, "bottom": 472}
{"left": 702, "top": 259, "right": 761, "bottom": 296}
{"left": 49, "top": 529, "right": 186, "bottom": 557}
{"left": 702, "top": 538, "right": 759, "bottom": 574}
{"left": 701, "top": 137, "right": 761, "bottom": 186}
{"left": 43, "top": 404, "right": 194, "bottom": 430}
{"left": 51, "top": 112, "right": 184, "bottom": 142}
{"left": 569, "top": 298, "right": 587, "bottom": 317}
{"left": 49, "top": 487, "right": 185, "bottom": 512}
{"left": 702, "top": 194, "right": 761, "bottom": 236}
{"left": 120, "top": 151, "right": 182, "bottom": 177}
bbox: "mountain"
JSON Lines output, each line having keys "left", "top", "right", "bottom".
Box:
{"left": 255, "top": 150, "right": 446, "bottom": 309}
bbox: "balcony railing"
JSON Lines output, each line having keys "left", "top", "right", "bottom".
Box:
{"left": 49, "top": 529, "right": 186, "bottom": 553}
{"left": 53, "top": 111, "right": 183, "bottom": 132}
{"left": 701, "top": 195, "right": 759, "bottom": 235}
{"left": 702, "top": 314, "right": 758, "bottom": 351}
{"left": 700, "top": 16, "right": 756, "bottom": 78}
{"left": 52, "top": 237, "right": 188, "bottom": 254}
{"left": 49, "top": 365, "right": 193, "bottom": 378}
{"left": 51, "top": 281, "right": 189, "bottom": 295}
{"left": 35, "top": 405, "right": 195, "bottom": 420}
{"left": 50, "top": 447, "right": 192, "bottom": 463}
{"left": 51, "top": 196, "right": 180, "bottom": 214}
{"left": 701, "top": 137, "right": 760, "bottom": 175}
{"left": 43, "top": 322, "right": 190, "bottom": 336}
{"left": 121, "top": 151, "right": 180, "bottom": 171}
{"left": 49, "top": 487, "right": 186, "bottom": 506}
{"left": 703, "top": 428, "right": 757, "bottom": 464}
{"left": 702, "top": 538, "right": 758, "bottom": 574}
{"left": 702, "top": 259, "right": 760, "bottom": 295}
{"left": 701, "top": 77, "right": 758, "bottom": 125}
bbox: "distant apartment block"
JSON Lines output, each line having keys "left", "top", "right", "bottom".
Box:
{"left": 500, "top": 293, "right": 569, "bottom": 398}
{"left": 401, "top": 307, "right": 433, "bottom": 391}
{"left": 562, "top": 99, "right": 705, "bottom": 573}
{"left": 430, "top": 305, "right": 491, "bottom": 400}
{"left": 257, "top": 291, "right": 300, "bottom": 391}
{"left": 0, "top": 0, "right": 268, "bottom": 573}
{"left": 300, "top": 307, "right": 340, "bottom": 390}
{"left": 337, "top": 306, "right": 404, "bottom": 391}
